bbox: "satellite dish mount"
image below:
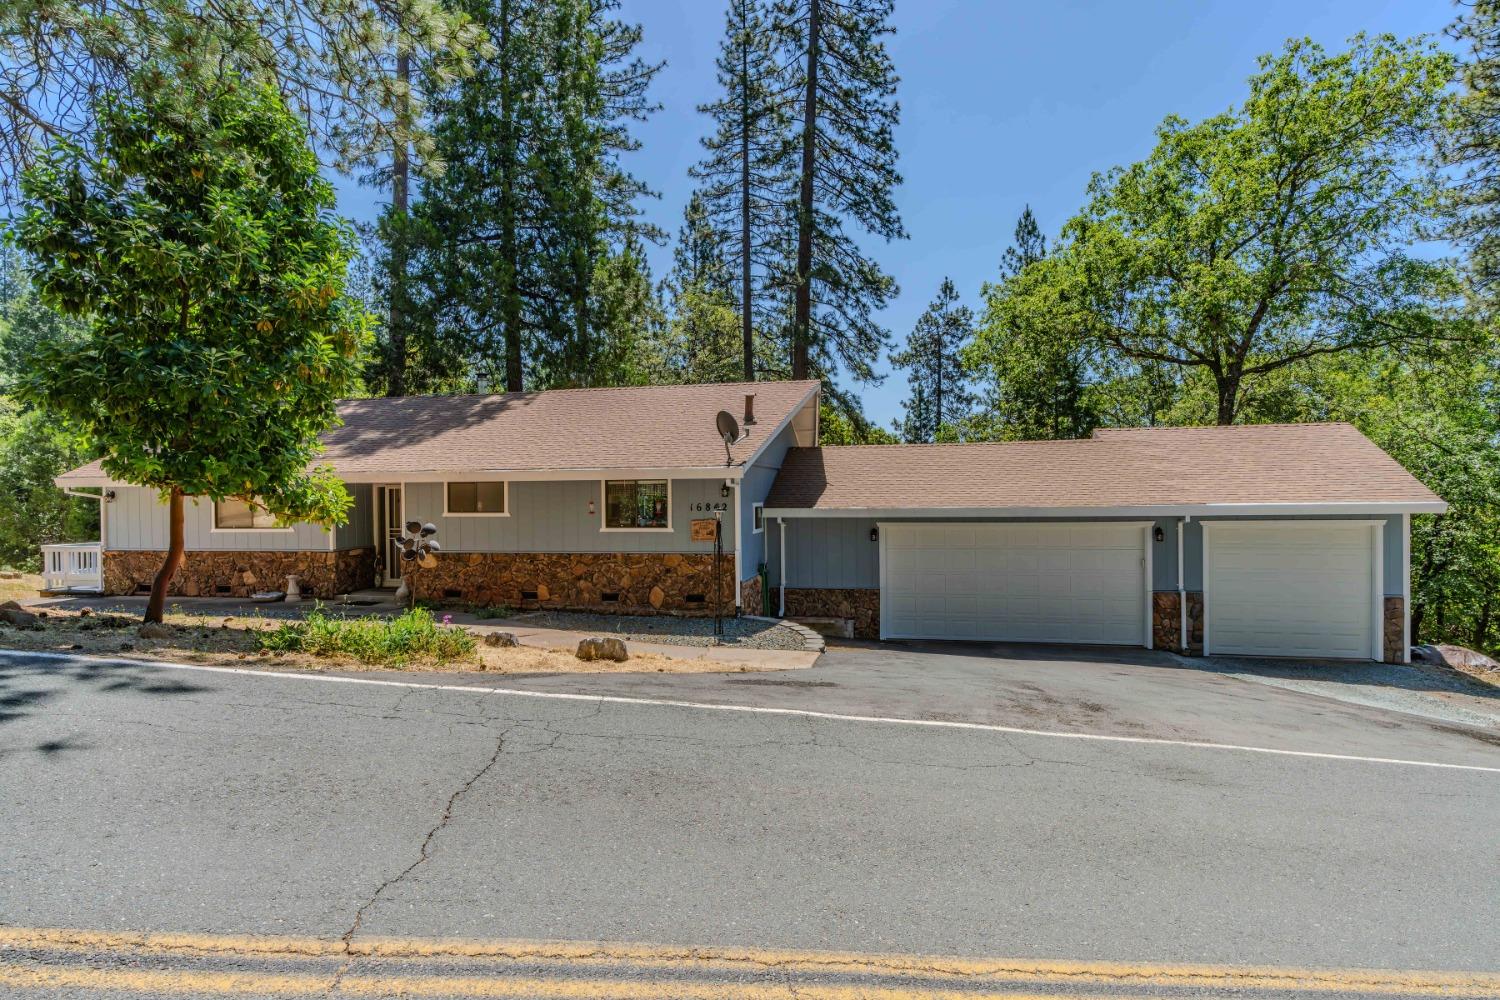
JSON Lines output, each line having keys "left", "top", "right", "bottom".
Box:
{"left": 715, "top": 410, "right": 747, "bottom": 466}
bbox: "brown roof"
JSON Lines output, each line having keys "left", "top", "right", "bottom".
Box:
{"left": 58, "top": 380, "right": 820, "bottom": 483}
{"left": 764, "top": 423, "right": 1443, "bottom": 511}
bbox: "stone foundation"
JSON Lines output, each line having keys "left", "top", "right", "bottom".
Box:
{"left": 103, "top": 548, "right": 376, "bottom": 598}
{"left": 1384, "top": 595, "right": 1405, "bottom": 664}
{"left": 782, "top": 587, "right": 881, "bottom": 639}
{"left": 405, "top": 552, "right": 734, "bottom": 614}
{"left": 741, "top": 574, "right": 764, "bottom": 617}
{"left": 1151, "top": 590, "right": 1203, "bottom": 654}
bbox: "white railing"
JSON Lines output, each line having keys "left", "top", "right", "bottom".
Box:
{"left": 41, "top": 542, "right": 103, "bottom": 593}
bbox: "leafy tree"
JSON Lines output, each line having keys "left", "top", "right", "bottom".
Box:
{"left": 12, "top": 69, "right": 367, "bottom": 621}
{"left": 776, "top": 0, "right": 905, "bottom": 383}
{"left": 0, "top": 0, "right": 486, "bottom": 198}
{"left": 0, "top": 403, "right": 99, "bottom": 571}
{"left": 818, "top": 399, "right": 897, "bottom": 445}
{"left": 989, "top": 36, "right": 1461, "bottom": 425}
{"left": 965, "top": 208, "right": 1097, "bottom": 440}
{"left": 890, "top": 277, "right": 975, "bottom": 442}
{"left": 1444, "top": 0, "right": 1500, "bottom": 299}
{"left": 691, "top": 0, "right": 794, "bottom": 380}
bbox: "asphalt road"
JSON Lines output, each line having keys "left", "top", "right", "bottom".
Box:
{"left": 0, "top": 647, "right": 1497, "bottom": 998}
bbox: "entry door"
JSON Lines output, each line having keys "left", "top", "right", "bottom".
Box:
{"left": 880, "top": 523, "right": 1148, "bottom": 645}
{"left": 375, "top": 485, "right": 404, "bottom": 584}
{"left": 1205, "top": 522, "right": 1376, "bottom": 660}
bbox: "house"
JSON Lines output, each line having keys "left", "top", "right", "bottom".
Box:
{"left": 53, "top": 380, "right": 1444, "bottom": 663}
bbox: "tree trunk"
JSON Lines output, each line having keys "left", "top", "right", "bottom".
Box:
{"left": 145, "top": 488, "right": 185, "bottom": 624}
{"left": 1214, "top": 374, "right": 1239, "bottom": 425}
{"left": 499, "top": 0, "right": 523, "bottom": 393}
{"left": 791, "top": 0, "right": 819, "bottom": 381}
{"left": 1474, "top": 594, "right": 1494, "bottom": 654}
{"left": 739, "top": 26, "right": 754, "bottom": 383}
{"left": 386, "top": 49, "right": 411, "bottom": 397}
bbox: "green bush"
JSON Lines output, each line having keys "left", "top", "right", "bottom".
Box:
{"left": 259, "top": 607, "right": 478, "bottom": 667}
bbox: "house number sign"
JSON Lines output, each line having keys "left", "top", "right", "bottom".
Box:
{"left": 688, "top": 501, "right": 729, "bottom": 512}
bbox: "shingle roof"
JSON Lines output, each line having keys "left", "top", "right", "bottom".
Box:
{"left": 764, "top": 423, "right": 1443, "bottom": 511}
{"left": 57, "top": 380, "right": 820, "bottom": 483}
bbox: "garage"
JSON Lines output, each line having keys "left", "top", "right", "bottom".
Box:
{"left": 1204, "top": 521, "right": 1380, "bottom": 660}
{"left": 879, "top": 522, "right": 1149, "bottom": 644}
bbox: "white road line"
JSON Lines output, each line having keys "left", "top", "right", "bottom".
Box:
{"left": 3, "top": 648, "right": 1498, "bottom": 774}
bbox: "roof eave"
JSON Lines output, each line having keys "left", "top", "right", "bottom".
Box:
{"left": 761, "top": 501, "right": 1448, "bottom": 518}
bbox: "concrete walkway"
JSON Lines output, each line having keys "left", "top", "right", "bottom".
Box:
{"left": 20, "top": 593, "right": 820, "bottom": 672}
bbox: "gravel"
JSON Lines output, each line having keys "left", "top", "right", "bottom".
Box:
{"left": 521, "top": 611, "right": 808, "bottom": 650}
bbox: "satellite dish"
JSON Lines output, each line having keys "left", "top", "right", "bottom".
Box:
{"left": 716, "top": 410, "right": 744, "bottom": 466}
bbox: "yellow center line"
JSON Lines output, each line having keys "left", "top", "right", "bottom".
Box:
{"left": 0, "top": 926, "right": 1496, "bottom": 997}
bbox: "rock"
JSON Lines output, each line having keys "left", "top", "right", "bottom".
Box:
{"left": 0, "top": 570, "right": 20, "bottom": 579}
{"left": 78, "top": 607, "right": 93, "bottom": 618}
{"left": 137, "top": 622, "right": 174, "bottom": 640}
{"left": 535, "top": 584, "right": 550, "bottom": 601}
{"left": 649, "top": 586, "right": 665, "bottom": 609}
{"left": 0, "top": 602, "right": 39, "bottom": 627}
{"left": 1423, "top": 643, "right": 1499, "bottom": 672}
{"left": 483, "top": 632, "right": 518, "bottom": 648}
{"left": 575, "top": 636, "right": 628, "bottom": 662}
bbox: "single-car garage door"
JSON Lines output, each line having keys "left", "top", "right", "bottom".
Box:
{"left": 1205, "top": 521, "right": 1377, "bottom": 660}
{"left": 880, "top": 522, "right": 1148, "bottom": 645}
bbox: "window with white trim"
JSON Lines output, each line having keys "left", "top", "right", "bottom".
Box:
{"left": 604, "top": 480, "right": 669, "bottom": 529}
{"left": 445, "top": 481, "right": 507, "bottom": 515}
{"left": 752, "top": 502, "right": 764, "bottom": 533}
{"left": 214, "top": 498, "right": 281, "bottom": 530}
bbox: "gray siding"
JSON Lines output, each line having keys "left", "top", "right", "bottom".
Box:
{"left": 106, "top": 487, "right": 332, "bottom": 551}
{"left": 335, "top": 484, "right": 374, "bottom": 551}
{"left": 738, "top": 419, "right": 801, "bottom": 583}
{"left": 402, "top": 478, "right": 737, "bottom": 554}
{"left": 770, "top": 513, "right": 1403, "bottom": 595}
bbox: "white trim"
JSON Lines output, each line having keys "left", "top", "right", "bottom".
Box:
{"left": 1143, "top": 523, "right": 1153, "bottom": 650}
{"left": 1402, "top": 513, "right": 1411, "bottom": 664}
{"left": 751, "top": 502, "right": 765, "bottom": 534}
{"left": 763, "top": 502, "right": 1447, "bottom": 519}
{"left": 441, "top": 479, "right": 511, "bottom": 518}
{"left": 876, "top": 520, "right": 1154, "bottom": 646}
{"left": 778, "top": 517, "right": 787, "bottom": 618}
{"left": 732, "top": 479, "right": 742, "bottom": 610}
{"left": 598, "top": 479, "right": 673, "bottom": 533}
{"left": 1201, "top": 519, "right": 1385, "bottom": 661}
{"left": 1371, "top": 521, "right": 1385, "bottom": 663}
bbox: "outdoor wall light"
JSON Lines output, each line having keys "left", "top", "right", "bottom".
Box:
{"left": 869, "top": 527, "right": 878, "bottom": 542}
{"left": 587, "top": 499, "right": 596, "bottom": 516}
{"left": 720, "top": 484, "right": 732, "bottom": 498}
{"left": 1153, "top": 525, "right": 1165, "bottom": 543}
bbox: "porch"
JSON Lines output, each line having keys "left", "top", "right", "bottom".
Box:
{"left": 41, "top": 542, "right": 103, "bottom": 594}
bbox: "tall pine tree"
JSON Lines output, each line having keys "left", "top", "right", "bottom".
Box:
{"left": 1446, "top": 0, "right": 1500, "bottom": 300}
{"left": 776, "top": 0, "right": 905, "bottom": 383}
{"left": 690, "top": 0, "right": 794, "bottom": 380}
{"left": 890, "top": 278, "right": 975, "bottom": 442}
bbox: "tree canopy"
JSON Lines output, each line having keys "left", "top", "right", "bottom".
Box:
{"left": 12, "top": 67, "right": 367, "bottom": 618}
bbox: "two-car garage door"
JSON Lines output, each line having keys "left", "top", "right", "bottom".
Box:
{"left": 880, "top": 523, "right": 1147, "bottom": 644}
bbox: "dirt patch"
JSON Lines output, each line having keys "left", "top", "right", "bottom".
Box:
{"left": 0, "top": 608, "right": 752, "bottom": 676}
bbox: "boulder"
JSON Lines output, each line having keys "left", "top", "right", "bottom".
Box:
{"left": 0, "top": 601, "right": 39, "bottom": 627}
{"left": 137, "top": 622, "right": 174, "bottom": 640}
{"left": 575, "top": 636, "right": 629, "bottom": 663}
{"left": 1417, "top": 643, "right": 1499, "bottom": 672}
{"left": 483, "top": 632, "right": 518, "bottom": 648}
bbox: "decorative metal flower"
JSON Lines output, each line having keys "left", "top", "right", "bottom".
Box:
{"left": 399, "top": 521, "right": 441, "bottom": 569}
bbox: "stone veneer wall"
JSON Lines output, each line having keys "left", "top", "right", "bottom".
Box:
{"left": 1384, "top": 596, "right": 1405, "bottom": 664}
{"left": 740, "top": 574, "right": 764, "bottom": 618}
{"left": 782, "top": 587, "right": 881, "bottom": 639}
{"left": 1151, "top": 591, "right": 1204, "bottom": 654}
{"left": 405, "top": 552, "right": 734, "bottom": 614}
{"left": 103, "top": 548, "right": 376, "bottom": 598}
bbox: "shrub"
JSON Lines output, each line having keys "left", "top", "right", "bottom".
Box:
{"left": 259, "top": 607, "right": 478, "bottom": 667}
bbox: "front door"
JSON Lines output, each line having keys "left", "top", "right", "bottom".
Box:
{"left": 375, "top": 485, "right": 404, "bottom": 586}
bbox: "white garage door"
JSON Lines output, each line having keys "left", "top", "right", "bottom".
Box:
{"left": 1206, "top": 522, "right": 1376, "bottom": 660}
{"left": 881, "top": 522, "right": 1147, "bottom": 645}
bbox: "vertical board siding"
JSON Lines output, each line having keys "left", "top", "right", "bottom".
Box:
{"left": 402, "top": 478, "right": 736, "bottom": 554}
{"left": 335, "top": 485, "right": 374, "bottom": 551}
{"left": 107, "top": 487, "right": 331, "bottom": 551}
{"left": 737, "top": 419, "right": 800, "bottom": 583}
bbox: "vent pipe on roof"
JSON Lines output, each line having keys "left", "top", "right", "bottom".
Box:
{"left": 744, "top": 392, "right": 757, "bottom": 425}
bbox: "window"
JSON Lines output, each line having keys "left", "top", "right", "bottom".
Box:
{"left": 213, "top": 498, "right": 282, "bottom": 530}
{"left": 445, "top": 481, "right": 507, "bottom": 515}
{"left": 603, "top": 480, "right": 669, "bottom": 530}
{"left": 752, "top": 502, "right": 765, "bottom": 534}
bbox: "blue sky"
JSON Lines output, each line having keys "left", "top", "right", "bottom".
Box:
{"left": 335, "top": 0, "right": 1454, "bottom": 428}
